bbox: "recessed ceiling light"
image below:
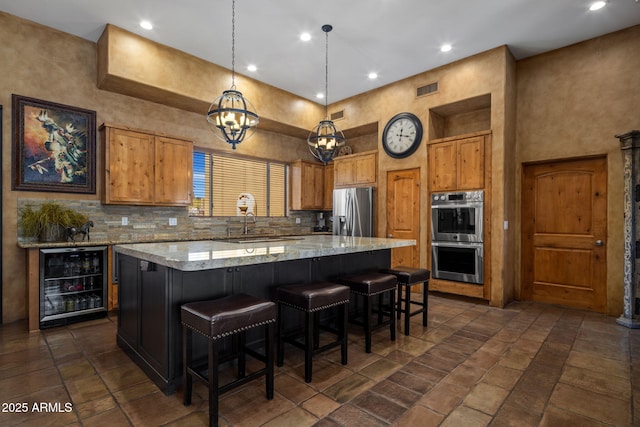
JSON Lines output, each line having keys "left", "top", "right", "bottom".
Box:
{"left": 316, "top": 93, "right": 324, "bottom": 99}
{"left": 247, "top": 64, "right": 257, "bottom": 72}
{"left": 589, "top": 1, "right": 606, "bottom": 11}
{"left": 140, "top": 20, "right": 153, "bottom": 30}
{"left": 300, "top": 32, "right": 311, "bottom": 42}
{"left": 368, "top": 72, "right": 378, "bottom": 80}
{"left": 440, "top": 44, "right": 452, "bottom": 53}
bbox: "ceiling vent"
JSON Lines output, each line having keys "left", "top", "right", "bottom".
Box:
{"left": 330, "top": 110, "right": 344, "bottom": 121}
{"left": 416, "top": 82, "right": 439, "bottom": 97}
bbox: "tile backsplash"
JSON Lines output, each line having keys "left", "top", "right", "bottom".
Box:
{"left": 18, "top": 198, "right": 323, "bottom": 243}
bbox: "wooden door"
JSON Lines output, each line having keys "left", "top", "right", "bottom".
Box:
{"left": 155, "top": 136, "right": 193, "bottom": 206}
{"left": 387, "top": 169, "right": 420, "bottom": 268}
{"left": 521, "top": 157, "right": 607, "bottom": 312}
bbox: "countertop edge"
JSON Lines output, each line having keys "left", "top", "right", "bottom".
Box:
{"left": 114, "top": 236, "right": 416, "bottom": 271}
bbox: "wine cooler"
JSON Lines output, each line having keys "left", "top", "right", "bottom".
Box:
{"left": 40, "top": 246, "right": 108, "bottom": 329}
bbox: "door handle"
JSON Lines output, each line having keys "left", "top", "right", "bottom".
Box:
{"left": 387, "top": 234, "right": 393, "bottom": 238}
{"left": 595, "top": 240, "right": 604, "bottom": 246}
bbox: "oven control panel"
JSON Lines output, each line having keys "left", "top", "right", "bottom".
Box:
{"left": 432, "top": 190, "right": 483, "bottom": 205}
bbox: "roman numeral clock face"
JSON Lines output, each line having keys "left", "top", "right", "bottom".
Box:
{"left": 382, "top": 112, "right": 423, "bottom": 159}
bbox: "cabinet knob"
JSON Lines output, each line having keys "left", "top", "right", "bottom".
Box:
{"left": 595, "top": 240, "right": 604, "bottom": 246}
{"left": 387, "top": 234, "right": 393, "bottom": 238}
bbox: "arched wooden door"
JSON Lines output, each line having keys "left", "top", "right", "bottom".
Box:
{"left": 521, "top": 157, "right": 607, "bottom": 312}
{"left": 386, "top": 168, "right": 420, "bottom": 268}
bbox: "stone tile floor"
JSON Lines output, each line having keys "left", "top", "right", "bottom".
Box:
{"left": 0, "top": 292, "right": 638, "bottom": 426}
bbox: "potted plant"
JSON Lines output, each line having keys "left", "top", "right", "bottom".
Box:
{"left": 19, "top": 202, "right": 89, "bottom": 242}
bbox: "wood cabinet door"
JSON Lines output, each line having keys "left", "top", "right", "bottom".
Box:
{"left": 428, "top": 141, "right": 457, "bottom": 191}
{"left": 300, "top": 162, "right": 321, "bottom": 209}
{"left": 457, "top": 136, "right": 485, "bottom": 190}
{"left": 154, "top": 136, "right": 193, "bottom": 205}
{"left": 354, "top": 153, "right": 376, "bottom": 185}
{"left": 324, "top": 163, "right": 334, "bottom": 210}
{"left": 334, "top": 157, "right": 355, "bottom": 187}
{"left": 312, "top": 163, "right": 324, "bottom": 209}
{"left": 105, "top": 128, "right": 155, "bottom": 204}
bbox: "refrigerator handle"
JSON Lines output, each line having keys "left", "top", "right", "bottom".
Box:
{"left": 346, "top": 191, "right": 354, "bottom": 235}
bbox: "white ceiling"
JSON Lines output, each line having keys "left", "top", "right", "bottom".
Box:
{"left": 1, "top": 0, "right": 639, "bottom": 103}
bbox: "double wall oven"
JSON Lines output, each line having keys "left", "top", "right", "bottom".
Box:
{"left": 431, "top": 190, "right": 484, "bottom": 285}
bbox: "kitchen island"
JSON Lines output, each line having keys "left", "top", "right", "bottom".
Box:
{"left": 114, "top": 235, "right": 415, "bottom": 394}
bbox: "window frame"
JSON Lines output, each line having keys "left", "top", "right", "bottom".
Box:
{"left": 190, "top": 148, "right": 289, "bottom": 217}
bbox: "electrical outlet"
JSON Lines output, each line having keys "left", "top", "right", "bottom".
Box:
{"left": 121, "top": 217, "right": 128, "bottom": 226}
{"left": 169, "top": 218, "right": 177, "bottom": 226}
{"left": 295, "top": 217, "right": 301, "bottom": 224}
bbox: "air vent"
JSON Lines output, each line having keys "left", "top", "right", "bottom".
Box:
{"left": 330, "top": 110, "right": 344, "bottom": 121}
{"left": 416, "top": 82, "right": 439, "bottom": 97}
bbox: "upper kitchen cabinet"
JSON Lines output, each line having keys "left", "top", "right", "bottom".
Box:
{"left": 324, "top": 163, "right": 334, "bottom": 210}
{"left": 429, "top": 133, "right": 488, "bottom": 191}
{"left": 333, "top": 150, "right": 377, "bottom": 188}
{"left": 427, "top": 94, "right": 491, "bottom": 192}
{"left": 290, "top": 160, "right": 325, "bottom": 210}
{"left": 101, "top": 124, "right": 193, "bottom": 206}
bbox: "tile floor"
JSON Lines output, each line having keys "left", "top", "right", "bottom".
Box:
{"left": 1, "top": 292, "right": 638, "bottom": 426}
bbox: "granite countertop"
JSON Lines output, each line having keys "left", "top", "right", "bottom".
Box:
{"left": 114, "top": 235, "right": 416, "bottom": 271}
{"left": 16, "top": 231, "right": 336, "bottom": 249}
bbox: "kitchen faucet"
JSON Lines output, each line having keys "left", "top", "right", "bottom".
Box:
{"left": 244, "top": 212, "right": 255, "bottom": 235}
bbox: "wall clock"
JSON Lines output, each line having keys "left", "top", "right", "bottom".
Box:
{"left": 382, "top": 112, "right": 423, "bottom": 159}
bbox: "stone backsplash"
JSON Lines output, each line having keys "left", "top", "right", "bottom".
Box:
{"left": 18, "top": 198, "right": 324, "bottom": 243}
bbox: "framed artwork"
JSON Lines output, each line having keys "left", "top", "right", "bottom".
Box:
{"left": 12, "top": 95, "right": 96, "bottom": 194}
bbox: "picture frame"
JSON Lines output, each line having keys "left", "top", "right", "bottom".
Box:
{"left": 12, "top": 94, "right": 96, "bottom": 194}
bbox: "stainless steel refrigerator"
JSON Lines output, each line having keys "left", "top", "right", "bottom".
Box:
{"left": 333, "top": 187, "right": 374, "bottom": 237}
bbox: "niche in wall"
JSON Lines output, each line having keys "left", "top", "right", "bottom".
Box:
{"left": 429, "top": 94, "right": 491, "bottom": 140}
{"left": 342, "top": 122, "right": 378, "bottom": 153}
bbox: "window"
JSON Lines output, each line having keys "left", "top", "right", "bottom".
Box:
{"left": 190, "top": 150, "right": 287, "bottom": 217}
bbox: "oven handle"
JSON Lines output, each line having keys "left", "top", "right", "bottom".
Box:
{"left": 431, "top": 241, "right": 483, "bottom": 249}
{"left": 431, "top": 203, "right": 483, "bottom": 209}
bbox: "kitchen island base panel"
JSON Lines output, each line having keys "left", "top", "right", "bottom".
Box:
{"left": 117, "top": 250, "right": 391, "bottom": 394}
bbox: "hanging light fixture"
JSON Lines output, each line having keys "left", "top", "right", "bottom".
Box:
{"left": 206, "top": 0, "right": 258, "bottom": 149}
{"left": 307, "top": 24, "right": 345, "bottom": 164}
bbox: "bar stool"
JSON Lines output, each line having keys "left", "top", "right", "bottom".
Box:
{"left": 276, "top": 282, "right": 350, "bottom": 383}
{"left": 337, "top": 272, "right": 396, "bottom": 353}
{"left": 181, "top": 294, "right": 276, "bottom": 427}
{"left": 380, "top": 266, "right": 430, "bottom": 336}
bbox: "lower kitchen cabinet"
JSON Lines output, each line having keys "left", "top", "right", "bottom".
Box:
{"left": 116, "top": 250, "right": 391, "bottom": 394}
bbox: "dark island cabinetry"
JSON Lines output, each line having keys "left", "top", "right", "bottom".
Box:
{"left": 116, "top": 250, "right": 390, "bottom": 394}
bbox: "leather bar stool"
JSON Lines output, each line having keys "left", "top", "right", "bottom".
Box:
{"left": 380, "top": 266, "right": 430, "bottom": 336}
{"left": 276, "top": 282, "right": 350, "bottom": 383}
{"left": 181, "top": 294, "right": 276, "bottom": 427}
{"left": 337, "top": 272, "right": 397, "bottom": 353}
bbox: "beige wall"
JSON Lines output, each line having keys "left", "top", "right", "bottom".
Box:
{"left": 515, "top": 25, "right": 640, "bottom": 315}
{"left": 330, "top": 47, "right": 513, "bottom": 308}
{"left": 2, "top": 9, "right": 638, "bottom": 322}
{"left": 0, "top": 12, "right": 315, "bottom": 323}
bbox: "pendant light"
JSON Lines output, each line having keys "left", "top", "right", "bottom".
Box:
{"left": 206, "top": 0, "right": 258, "bottom": 149}
{"left": 307, "top": 24, "right": 345, "bottom": 164}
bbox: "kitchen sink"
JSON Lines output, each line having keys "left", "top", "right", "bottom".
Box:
{"left": 226, "top": 236, "right": 306, "bottom": 244}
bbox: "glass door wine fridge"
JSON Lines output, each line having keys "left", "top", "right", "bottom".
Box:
{"left": 40, "top": 246, "right": 108, "bottom": 329}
